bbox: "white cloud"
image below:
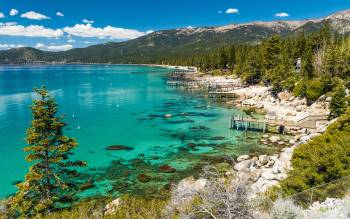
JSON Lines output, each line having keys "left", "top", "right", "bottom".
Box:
{"left": 275, "top": 12, "right": 290, "bottom": 17}
{"left": 0, "top": 12, "right": 5, "bottom": 18}
{"left": 82, "top": 19, "right": 94, "bottom": 24}
{"left": 35, "top": 43, "right": 73, "bottom": 51}
{"left": 0, "top": 44, "right": 26, "bottom": 50}
{"left": 63, "top": 24, "right": 148, "bottom": 40}
{"left": 226, "top": 8, "right": 239, "bottom": 14}
{"left": 10, "top": 9, "right": 19, "bottom": 16}
{"left": 0, "top": 25, "right": 63, "bottom": 37}
{"left": 21, "top": 11, "right": 50, "bottom": 20}
{"left": 0, "top": 22, "right": 17, "bottom": 26}
{"left": 56, "top": 12, "right": 64, "bottom": 17}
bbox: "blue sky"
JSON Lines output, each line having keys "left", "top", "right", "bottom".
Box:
{"left": 0, "top": 0, "right": 349, "bottom": 51}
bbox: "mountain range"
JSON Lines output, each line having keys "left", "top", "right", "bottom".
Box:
{"left": 1, "top": 9, "right": 350, "bottom": 64}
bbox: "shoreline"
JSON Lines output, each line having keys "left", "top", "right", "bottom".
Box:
{"left": 0, "top": 62, "right": 197, "bottom": 71}
{"left": 166, "top": 72, "right": 335, "bottom": 194}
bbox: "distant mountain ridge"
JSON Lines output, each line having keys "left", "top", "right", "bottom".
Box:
{"left": 1, "top": 9, "right": 350, "bottom": 64}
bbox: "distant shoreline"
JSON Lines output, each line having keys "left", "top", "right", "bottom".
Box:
{"left": 0, "top": 62, "right": 198, "bottom": 71}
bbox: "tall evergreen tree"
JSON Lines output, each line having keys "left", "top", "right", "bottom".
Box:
{"left": 10, "top": 87, "right": 86, "bottom": 217}
{"left": 329, "top": 85, "right": 347, "bottom": 118}
{"left": 241, "top": 48, "right": 263, "bottom": 84}
{"left": 323, "top": 44, "right": 337, "bottom": 76}
{"left": 263, "top": 35, "right": 282, "bottom": 71}
{"left": 301, "top": 42, "right": 315, "bottom": 79}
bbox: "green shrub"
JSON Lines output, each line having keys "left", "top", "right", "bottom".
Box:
{"left": 330, "top": 85, "right": 347, "bottom": 118}
{"left": 293, "top": 80, "right": 307, "bottom": 98}
{"left": 279, "top": 110, "right": 350, "bottom": 203}
{"left": 211, "top": 69, "right": 223, "bottom": 76}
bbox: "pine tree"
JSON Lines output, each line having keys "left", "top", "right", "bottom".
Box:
{"left": 301, "top": 42, "right": 315, "bottom": 79}
{"left": 323, "top": 44, "right": 337, "bottom": 76}
{"left": 10, "top": 86, "right": 86, "bottom": 217}
{"left": 241, "top": 49, "right": 262, "bottom": 84}
{"left": 263, "top": 35, "right": 282, "bottom": 71}
{"left": 329, "top": 85, "right": 347, "bottom": 118}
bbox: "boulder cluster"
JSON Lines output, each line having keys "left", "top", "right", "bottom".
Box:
{"left": 234, "top": 146, "right": 293, "bottom": 194}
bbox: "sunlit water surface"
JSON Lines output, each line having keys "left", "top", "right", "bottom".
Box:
{"left": 0, "top": 65, "right": 269, "bottom": 198}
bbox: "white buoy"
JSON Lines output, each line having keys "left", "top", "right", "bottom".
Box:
{"left": 77, "top": 126, "right": 80, "bottom": 130}
{"left": 72, "top": 114, "right": 75, "bottom": 118}
{"left": 116, "top": 104, "right": 120, "bottom": 108}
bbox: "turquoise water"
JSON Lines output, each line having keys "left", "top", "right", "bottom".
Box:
{"left": 0, "top": 65, "right": 267, "bottom": 198}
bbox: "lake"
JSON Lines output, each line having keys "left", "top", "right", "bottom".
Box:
{"left": 0, "top": 65, "right": 267, "bottom": 198}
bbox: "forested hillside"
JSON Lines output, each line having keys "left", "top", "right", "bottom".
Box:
{"left": 1, "top": 9, "right": 350, "bottom": 64}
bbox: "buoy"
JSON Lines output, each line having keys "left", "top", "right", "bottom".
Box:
{"left": 116, "top": 104, "right": 120, "bottom": 108}
{"left": 77, "top": 126, "right": 80, "bottom": 130}
{"left": 72, "top": 114, "right": 75, "bottom": 118}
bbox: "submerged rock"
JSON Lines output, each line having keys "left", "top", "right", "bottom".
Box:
{"left": 189, "top": 126, "right": 210, "bottom": 131}
{"left": 79, "top": 182, "right": 95, "bottom": 191}
{"left": 137, "top": 174, "right": 151, "bottom": 183}
{"left": 159, "top": 165, "right": 176, "bottom": 173}
{"left": 105, "top": 145, "right": 134, "bottom": 151}
{"left": 210, "top": 136, "right": 225, "bottom": 141}
{"left": 187, "top": 143, "right": 197, "bottom": 148}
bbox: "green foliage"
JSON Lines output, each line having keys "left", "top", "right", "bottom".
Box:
{"left": 263, "top": 35, "right": 282, "bottom": 71}
{"left": 329, "top": 85, "right": 347, "bottom": 118}
{"left": 304, "top": 79, "right": 325, "bottom": 104}
{"left": 109, "top": 195, "right": 168, "bottom": 219}
{"left": 10, "top": 86, "right": 86, "bottom": 218}
{"left": 301, "top": 42, "right": 314, "bottom": 79}
{"left": 241, "top": 48, "right": 263, "bottom": 84}
{"left": 211, "top": 69, "right": 224, "bottom": 76}
{"left": 293, "top": 80, "right": 307, "bottom": 98}
{"left": 279, "top": 110, "right": 350, "bottom": 202}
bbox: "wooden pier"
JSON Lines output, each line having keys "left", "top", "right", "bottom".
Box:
{"left": 208, "top": 82, "right": 244, "bottom": 99}
{"left": 166, "top": 69, "right": 197, "bottom": 87}
{"left": 230, "top": 114, "right": 268, "bottom": 133}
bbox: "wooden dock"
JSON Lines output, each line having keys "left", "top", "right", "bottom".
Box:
{"left": 230, "top": 114, "right": 329, "bottom": 133}
{"left": 208, "top": 82, "right": 244, "bottom": 99}
{"left": 166, "top": 70, "right": 197, "bottom": 87}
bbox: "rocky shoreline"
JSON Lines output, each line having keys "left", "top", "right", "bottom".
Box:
{"left": 167, "top": 73, "right": 336, "bottom": 194}
{"left": 105, "top": 73, "right": 339, "bottom": 214}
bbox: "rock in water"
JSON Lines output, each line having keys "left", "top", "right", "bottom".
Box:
{"left": 159, "top": 165, "right": 176, "bottom": 173}
{"left": 187, "top": 143, "right": 197, "bottom": 148}
{"left": 210, "top": 136, "right": 225, "bottom": 141}
{"left": 137, "top": 174, "right": 151, "bottom": 183}
{"left": 105, "top": 145, "right": 134, "bottom": 151}
{"left": 79, "top": 182, "right": 95, "bottom": 191}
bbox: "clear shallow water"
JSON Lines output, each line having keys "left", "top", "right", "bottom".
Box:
{"left": 0, "top": 65, "right": 268, "bottom": 198}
